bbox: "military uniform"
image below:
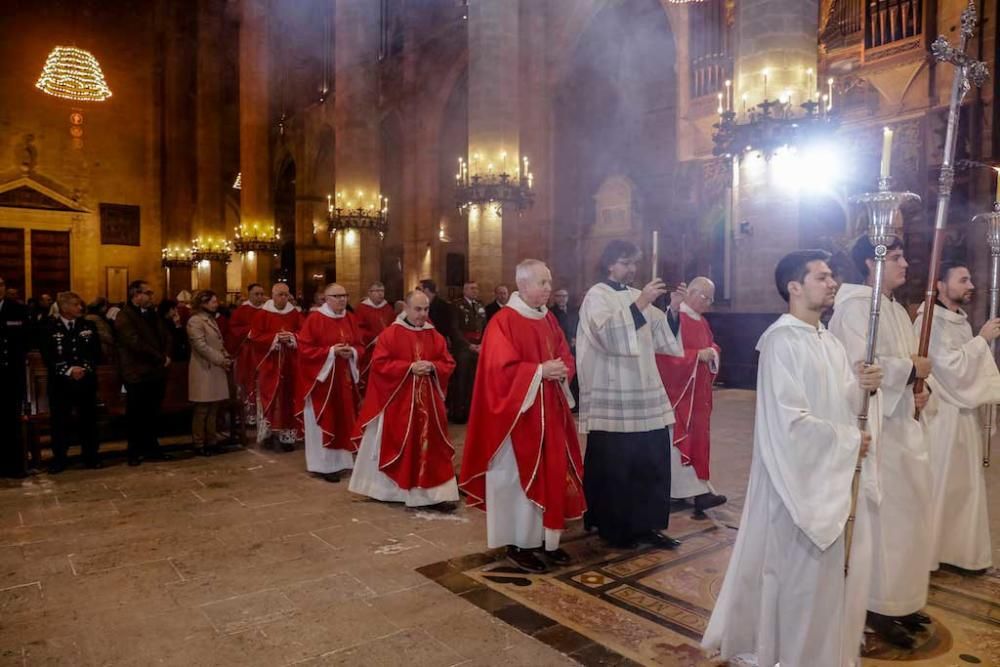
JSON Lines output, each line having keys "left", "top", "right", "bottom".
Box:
{"left": 447, "top": 297, "right": 486, "bottom": 423}
{"left": 0, "top": 298, "right": 29, "bottom": 477}
{"left": 40, "top": 317, "right": 102, "bottom": 470}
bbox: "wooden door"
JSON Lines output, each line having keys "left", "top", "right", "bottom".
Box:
{"left": 30, "top": 230, "right": 70, "bottom": 298}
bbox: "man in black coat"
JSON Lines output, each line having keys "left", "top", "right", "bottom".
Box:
{"left": 0, "top": 277, "right": 29, "bottom": 478}
{"left": 115, "top": 280, "right": 173, "bottom": 466}
{"left": 418, "top": 279, "right": 456, "bottom": 345}
{"left": 40, "top": 291, "right": 102, "bottom": 472}
{"left": 483, "top": 284, "right": 510, "bottom": 328}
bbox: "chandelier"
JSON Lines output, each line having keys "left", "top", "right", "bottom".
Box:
{"left": 232, "top": 172, "right": 242, "bottom": 190}
{"left": 455, "top": 152, "right": 534, "bottom": 215}
{"left": 326, "top": 191, "right": 389, "bottom": 237}
{"left": 713, "top": 72, "right": 839, "bottom": 159}
{"left": 233, "top": 223, "right": 281, "bottom": 255}
{"left": 161, "top": 245, "right": 194, "bottom": 269}
{"left": 191, "top": 236, "right": 232, "bottom": 264}
{"left": 35, "top": 46, "right": 112, "bottom": 102}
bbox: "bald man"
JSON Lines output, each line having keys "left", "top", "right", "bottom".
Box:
{"left": 296, "top": 283, "right": 364, "bottom": 482}
{"left": 460, "top": 260, "right": 585, "bottom": 572}
{"left": 250, "top": 283, "right": 304, "bottom": 450}
{"left": 655, "top": 277, "right": 726, "bottom": 518}
{"left": 350, "top": 291, "right": 458, "bottom": 507}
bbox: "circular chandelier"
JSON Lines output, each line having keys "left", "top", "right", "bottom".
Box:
{"left": 326, "top": 191, "right": 389, "bottom": 237}
{"left": 455, "top": 153, "right": 534, "bottom": 216}
{"left": 233, "top": 223, "right": 281, "bottom": 255}
{"left": 36, "top": 46, "right": 112, "bottom": 102}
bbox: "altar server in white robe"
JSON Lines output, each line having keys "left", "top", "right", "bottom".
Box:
{"left": 829, "top": 236, "right": 933, "bottom": 648}
{"left": 703, "top": 249, "right": 882, "bottom": 667}
{"left": 914, "top": 261, "right": 1000, "bottom": 572}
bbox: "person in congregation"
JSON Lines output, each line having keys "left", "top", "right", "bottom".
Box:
{"left": 483, "top": 284, "right": 509, "bottom": 327}
{"left": 575, "top": 240, "right": 686, "bottom": 549}
{"left": 0, "top": 277, "right": 29, "bottom": 478}
{"left": 186, "top": 290, "right": 232, "bottom": 457}
{"left": 354, "top": 281, "right": 395, "bottom": 393}
{"left": 460, "top": 260, "right": 584, "bottom": 573}
{"left": 704, "top": 249, "right": 882, "bottom": 667}
{"left": 418, "top": 279, "right": 454, "bottom": 342}
{"left": 225, "top": 283, "right": 266, "bottom": 425}
{"left": 85, "top": 297, "right": 117, "bottom": 363}
{"left": 250, "top": 282, "right": 304, "bottom": 451}
{"left": 914, "top": 261, "right": 1000, "bottom": 574}
{"left": 447, "top": 281, "right": 485, "bottom": 423}
{"left": 296, "top": 283, "right": 363, "bottom": 482}
{"left": 655, "top": 276, "right": 727, "bottom": 518}
{"left": 115, "top": 280, "right": 173, "bottom": 466}
{"left": 551, "top": 288, "right": 580, "bottom": 406}
{"left": 40, "top": 291, "right": 102, "bottom": 472}
{"left": 829, "top": 236, "right": 933, "bottom": 648}
{"left": 350, "top": 290, "right": 458, "bottom": 509}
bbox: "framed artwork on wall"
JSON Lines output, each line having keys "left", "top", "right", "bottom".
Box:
{"left": 99, "top": 203, "right": 141, "bottom": 246}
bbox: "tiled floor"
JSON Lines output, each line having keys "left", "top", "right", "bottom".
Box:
{"left": 0, "top": 389, "right": 997, "bottom": 666}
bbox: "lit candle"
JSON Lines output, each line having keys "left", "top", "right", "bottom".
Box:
{"left": 880, "top": 126, "right": 894, "bottom": 180}
{"left": 994, "top": 168, "right": 1000, "bottom": 204}
{"left": 652, "top": 230, "right": 660, "bottom": 281}
{"left": 717, "top": 92, "right": 723, "bottom": 115}
{"left": 827, "top": 77, "right": 834, "bottom": 110}
{"left": 762, "top": 68, "right": 769, "bottom": 100}
{"left": 724, "top": 79, "right": 732, "bottom": 111}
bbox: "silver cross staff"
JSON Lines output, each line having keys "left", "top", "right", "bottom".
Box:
{"left": 914, "top": 0, "right": 991, "bottom": 402}
{"left": 974, "top": 203, "right": 1000, "bottom": 467}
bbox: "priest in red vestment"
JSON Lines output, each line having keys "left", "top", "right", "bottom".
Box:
{"left": 295, "top": 283, "right": 364, "bottom": 482}
{"left": 460, "top": 259, "right": 585, "bottom": 573}
{"left": 355, "top": 281, "right": 396, "bottom": 393}
{"left": 250, "top": 282, "right": 304, "bottom": 450}
{"left": 655, "top": 277, "right": 727, "bottom": 518}
{"left": 225, "top": 283, "right": 266, "bottom": 424}
{"left": 349, "top": 290, "right": 459, "bottom": 508}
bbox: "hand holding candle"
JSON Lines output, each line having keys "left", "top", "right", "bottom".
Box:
{"left": 880, "top": 126, "right": 894, "bottom": 181}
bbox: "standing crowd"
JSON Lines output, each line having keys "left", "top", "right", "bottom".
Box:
{"left": 1, "top": 233, "right": 995, "bottom": 665}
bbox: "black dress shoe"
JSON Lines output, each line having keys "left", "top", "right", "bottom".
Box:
{"left": 901, "top": 611, "right": 931, "bottom": 626}
{"left": 867, "top": 612, "right": 916, "bottom": 649}
{"left": 424, "top": 501, "right": 457, "bottom": 513}
{"left": 542, "top": 548, "right": 572, "bottom": 566}
{"left": 639, "top": 532, "right": 682, "bottom": 549}
{"left": 694, "top": 492, "right": 727, "bottom": 512}
{"left": 281, "top": 441, "right": 295, "bottom": 452}
{"left": 128, "top": 457, "right": 143, "bottom": 467}
{"left": 506, "top": 546, "right": 548, "bottom": 573}
{"left": 322, "top": 471, "right": 341, "bottom": 483}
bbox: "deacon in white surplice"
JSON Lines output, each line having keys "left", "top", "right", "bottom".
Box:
{"left": 703, "top": 250, "right": 881, "bottom": 667}
{"left": 914, "top": 262, "right": 1000, "bottom": 573}
{"left": 829, "top": 236, "right": 933, "bottom": 647}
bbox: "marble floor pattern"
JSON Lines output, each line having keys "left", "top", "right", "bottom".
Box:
{"left": 0, "top": 389, "right": 998, "bottom": 666}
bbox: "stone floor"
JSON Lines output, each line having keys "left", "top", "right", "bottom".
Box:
{"left": 0, "top": 389, "right": 997, "bottom": 666}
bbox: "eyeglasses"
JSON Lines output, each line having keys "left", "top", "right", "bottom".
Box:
{"left": 325, "top": 293, "right": 348, "bottom": 299}
{"left": 142, "top": 290, "right": 154, "bottom": 296}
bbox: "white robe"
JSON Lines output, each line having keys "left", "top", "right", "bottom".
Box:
{"left": 702, "top": 314, "right": 874, "bottom": 667}
{"left": 348, "top": 315, "right": 459, "bottom": 506}
{"left": 914, "top": 303, "right": 1000, "bottom": 571}
{"left": 829, "top": 283, "right": 932, "bottom": 616}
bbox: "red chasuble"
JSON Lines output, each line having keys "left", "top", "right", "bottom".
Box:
{"left": 459, "top": 302, "right": 586, "bottom": 530}
{"left": 250, "top": 304, "right": 304, "bottom": 433}
{"left": 353, "top": 318, "right": 457, "bottom": 490}
{"left": 226, "top": 303, "right": 261, "bottom": 400}
{"left": 655, "top": 308, "right": 720, "bottom": 480}
{"left": 295, "top": 308, "right": 364, "bottom": 451}
{"left": 355, "top": 300, "right": 396, "bottom": 390}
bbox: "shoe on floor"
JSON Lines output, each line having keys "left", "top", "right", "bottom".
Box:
{"left": 424, "top": 501, "right": 457, "bottom": 513}
{"left": 505, "top": 546, "right": 548, "bottom": 573}
{"left": 866, "top": 612, "right": 916, "bottom": 649}
{"left": 639, "top": 531, "right": 681, "bottom": 550}
{"left": 322, "top": 471, "right": 341, "bottom": 483}
{"left": 281, "top": 441, "right": 295, "bottom": 452}
{"left": 541, "top": 548, "right": 572, "bottom": 567}
{"left": 693, "top": 492, "right": 727, "bottom": 512}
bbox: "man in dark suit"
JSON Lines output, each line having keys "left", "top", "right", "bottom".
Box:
{"left": 0, "top": 277, "right": 29, "bottom": 478}
{"left": 483, "top": 284, "right": 509, "bottom": 327}
{"left": 418, "top": 279, "right": 455, "bottom": 344}
{"left": 40, "top": 291, "right": 102, "bottom": 473}
{"left": 448, "top": 281, "right": 486, "bottom": 424}
{"left": 115, "top": 280, "right": 172, "bottom": 466}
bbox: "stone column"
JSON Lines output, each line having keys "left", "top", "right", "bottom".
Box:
{"left": 730, "top": 0, "right": 818, "bottom": 312}
{"left": 161, "top": 0, "right": 197, "bottom": 296}
{"left": 195, "top": 0, "right": 228, "bottom": 296}
{"left": 333, "top": 0, "right": 382, "bottom": 301}
{"left": 467, "top": 0, "right": 519, "bottom": 293}
{"left": 238, "top": 0, "right": 274, "bottom": 287}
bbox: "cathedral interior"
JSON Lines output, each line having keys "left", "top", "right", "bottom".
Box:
{"left": 2, "top": 0, "right": 1000, "bottom": 665}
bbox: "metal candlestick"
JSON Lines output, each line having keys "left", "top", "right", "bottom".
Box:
{"left": 974, "top": 201, "right": 1000, "bottom": 467}
{"left": 843, "top": 177, "right": 921, "bottom": 575}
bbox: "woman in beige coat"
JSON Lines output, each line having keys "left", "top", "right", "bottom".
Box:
{"left": 187, "top": 290, "right": 232, "bottom": 455}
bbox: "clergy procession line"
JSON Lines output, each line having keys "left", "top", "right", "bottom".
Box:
{"left": 222, "top": 238, "right": 996, "bottom": 667}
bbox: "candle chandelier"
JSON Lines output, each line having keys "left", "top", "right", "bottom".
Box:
{"left": 326, "top": 191, "right": 389, "bottom": 237}
{"left": 161, "top": 245, "right": 194, "bottom": 269}
{"left": 35, "top": 46, "right": 112, "bottom": 102}
{"left": 713, "top": 70, "right": 840, "bottom": 160}
{"left": 233, "top": 223, "right": 281, "bottom": 255}
{"left": 191, "top": 236, "right": 232, "bottom": 264}
{"left": 455, "top": 152, "right": 534, "bottom": 216}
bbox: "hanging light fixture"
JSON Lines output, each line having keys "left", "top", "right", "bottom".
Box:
{"left": 35, "top": 46, "right": 112, "bottom": 102}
